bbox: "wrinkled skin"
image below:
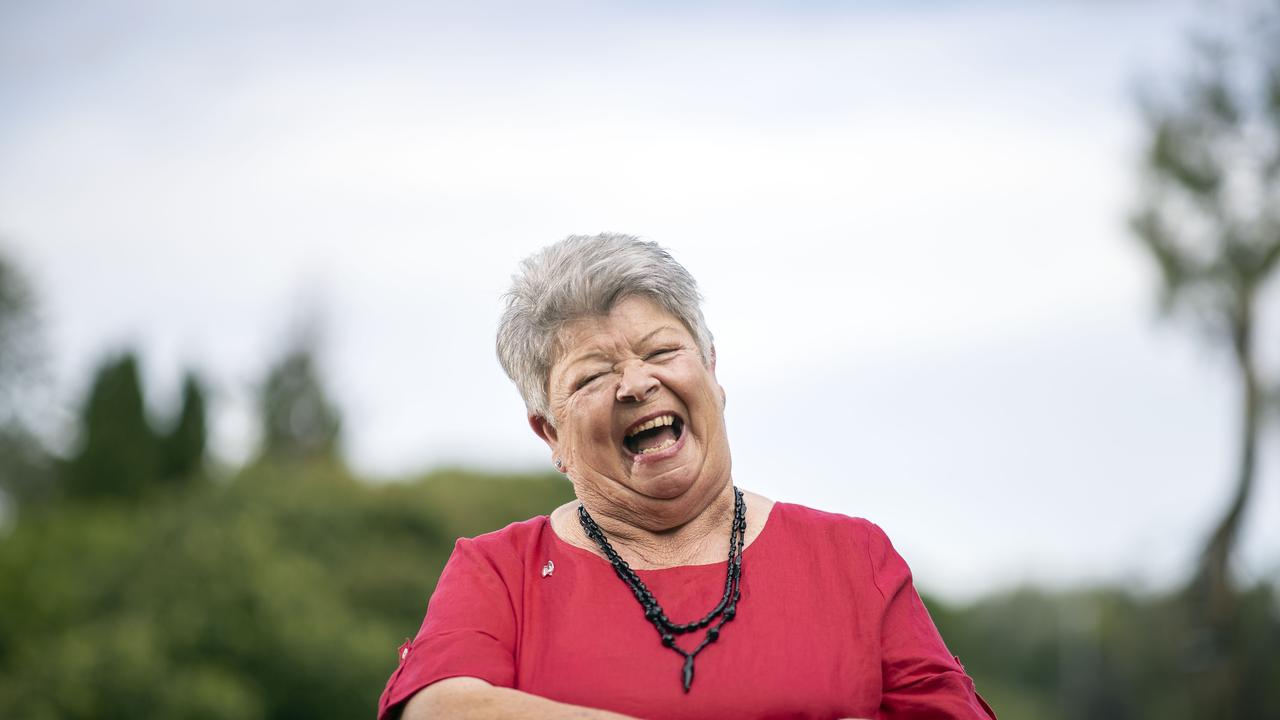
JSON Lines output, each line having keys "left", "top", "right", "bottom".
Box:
{"left": 531, "top": 295, "right": 732, "bottom": 539}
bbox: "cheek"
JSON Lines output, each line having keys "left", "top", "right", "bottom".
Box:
{"left": 561, "top": 394, "right": 615, "bottom": 447}
{"left": 682, "top": 372, "right": 727, "bottom": 429}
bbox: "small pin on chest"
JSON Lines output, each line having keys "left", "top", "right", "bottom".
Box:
{"left": 541, "top": 560, "right": 554, "bottom": 577}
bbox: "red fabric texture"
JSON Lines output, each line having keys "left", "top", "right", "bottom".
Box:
{"left": 378, "top": 503, "right": 997, "bottom": 719}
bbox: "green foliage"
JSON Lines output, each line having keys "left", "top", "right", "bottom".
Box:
{"left": 65, "top": 354, "right": 162, "bottom": 500}
{"left": 0, "top": 423, "right": 53, "bottom": 516}
{"left": 160, "top": 373, "right": 208, "bottom": 481}
{"left": 0, "top": 249, "right": 52, "bottom": 513}
{"left": 0, "top": 250, "right": 42, "bottom": 425}
{"left": 0, "top": 464, "right": 574, "bottom": 719}
{"left": 926, "top": 584, "right": 1280, "bottom": 720}
{"left": 60, "top": 356, "right": 209, "bottom": 502}
{"left": 1132, "top": 4, "right": 1280, "bottom": 330}
{"left": 257, "top": 348, "right": 342, "bottom": 464}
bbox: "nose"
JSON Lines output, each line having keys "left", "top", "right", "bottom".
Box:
{"left": 616, "top": 362, "right": 659, "bottom": 403}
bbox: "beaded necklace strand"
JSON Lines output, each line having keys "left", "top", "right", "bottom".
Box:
{"left": 577, "top": 487, "right": 746, "bottom": 693}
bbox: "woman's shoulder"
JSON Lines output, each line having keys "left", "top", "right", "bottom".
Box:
{"left": 763, "top": 502, "right": 906, "bottom": 597}
{"left": 452, "top": 514, "right": 555, "bottom": 569}
{"left": 768, "top": 500, "right": 891, "bottom": 548}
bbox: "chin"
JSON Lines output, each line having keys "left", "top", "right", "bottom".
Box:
{"left": 638, "top": 476, "right": 697, "bottom": 500}
{"left": 627, "top": 460, "right": 726, "bottom": 503}
{"left": 617, "top": 462, "right": 697, "bottom": 499}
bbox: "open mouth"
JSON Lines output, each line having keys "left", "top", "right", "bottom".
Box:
{"left": 623, "top": 413, "right": 685, "bottom": 456}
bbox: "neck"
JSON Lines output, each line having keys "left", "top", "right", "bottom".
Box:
{"left": 575, "top": 481, "right": 737, "bottom": 569}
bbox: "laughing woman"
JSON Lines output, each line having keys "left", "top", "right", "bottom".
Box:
{"left": 378, "top": 234, "right": 996, "bottom": 720}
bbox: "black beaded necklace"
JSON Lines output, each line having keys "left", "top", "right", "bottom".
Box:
{"left": 576, "top": 487, "right": 746, "bottom": 693}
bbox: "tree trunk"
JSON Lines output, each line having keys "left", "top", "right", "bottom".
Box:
{"left": 1189, "top": 301, "right": 1260, "bottom": 719}
{"left": 1198, "top": 308, "right": 1260, "bottom": 620}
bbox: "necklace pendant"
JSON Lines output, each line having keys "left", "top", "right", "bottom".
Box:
{"left": 578, "top": 486, "right": 744, "bottom": 695}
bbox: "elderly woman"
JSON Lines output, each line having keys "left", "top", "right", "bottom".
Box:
{"left": 378, "top": 234, "right": 995, "bottom": 719}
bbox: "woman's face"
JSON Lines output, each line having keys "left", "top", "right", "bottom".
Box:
{"left": 534, "top": 296, "right": 731, "bottom": 523}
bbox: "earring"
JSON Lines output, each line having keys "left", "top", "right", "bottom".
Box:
{"left": 554, "top": 458, "right": 563, "bottom": 469}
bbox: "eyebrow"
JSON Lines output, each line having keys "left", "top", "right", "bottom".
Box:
{"left": 564, "top": 326, "right": 682, "bottom": 368}
{"left": 638, "top": 325, "right": 680, "bottom": 346}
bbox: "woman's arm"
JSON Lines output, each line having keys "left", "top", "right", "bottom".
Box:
{"left": 401, "top": 677, "right": 640, "bottom": 720}
{"left": 868, "top": 524, "right": 997, "bottom": 719}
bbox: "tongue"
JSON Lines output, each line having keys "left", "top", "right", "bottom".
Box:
{"left": 633, "top": 425, "right": 678, "bottom": 452}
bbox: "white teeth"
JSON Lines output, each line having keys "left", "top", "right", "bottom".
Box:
{"left": 637, "top": 437, "right": 677, "bottom": 454}
{"left": 626, "top": 414, "right": 675, "bottom": 438}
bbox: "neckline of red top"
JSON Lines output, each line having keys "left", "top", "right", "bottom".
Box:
{"left": 543, "top": 500, "right": 784, "bottom": 575}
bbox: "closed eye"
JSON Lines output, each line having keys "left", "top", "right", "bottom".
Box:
{"left": 645, "top": 347, "right": 678, "bottom": 360}
{"left": 576, "top": 372, "right": 606, "bottom": 390}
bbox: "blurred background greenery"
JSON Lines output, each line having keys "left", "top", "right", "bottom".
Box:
{"left": 0, "top": 336, "right": 577, "bottom": 717}
{"left": 4, "top": 1, "right": 1280, "bottom": 718}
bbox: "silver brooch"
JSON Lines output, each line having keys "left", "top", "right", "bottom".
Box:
{"left": 541, "top": 560, "right": 554, "bottom": 577}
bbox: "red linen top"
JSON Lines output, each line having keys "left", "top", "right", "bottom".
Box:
{"left": 379, "top": 502, "right": 996, "bottom": 719}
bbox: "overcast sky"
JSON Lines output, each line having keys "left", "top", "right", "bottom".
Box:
{"left": 3, "top": 0, "right": 1277, "bottom": 600}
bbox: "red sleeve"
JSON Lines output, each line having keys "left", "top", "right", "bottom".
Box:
{"left": 868, "top": 523, "right": 997, "bottom": 719}
{"left": 377, "top": 537, "right": 519, "bottom": 720}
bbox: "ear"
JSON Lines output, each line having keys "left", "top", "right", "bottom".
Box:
{"left": 528, "top": 413, "right": 559, "bottom": 448}
{"left": 709, "top": 345, "right": 727, "bottom": 409}
{"left": 529, "top": 414, "right": 566, "bottom": 473}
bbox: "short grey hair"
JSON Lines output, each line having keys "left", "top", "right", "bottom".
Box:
{"left": 496, "top": 233, "right": 714, "bottom": 421}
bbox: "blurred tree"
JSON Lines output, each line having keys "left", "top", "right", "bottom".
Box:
{"left": 0, "top": 247, "right": 52, "bottom": 512}
{"left": 1130, "top": 1, "right": 1280, "bottom": 715}
{"left": 0, "top": 251, "right": 41, "bottom": 425}
{"left": 256, "top": 344, "right": 342, "bottom": 464}
{"left": 65, "top": 353, "right": 161, "bottom": 500}
{"left": 159, "top": 372, "right": 207, "bottom": 481}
